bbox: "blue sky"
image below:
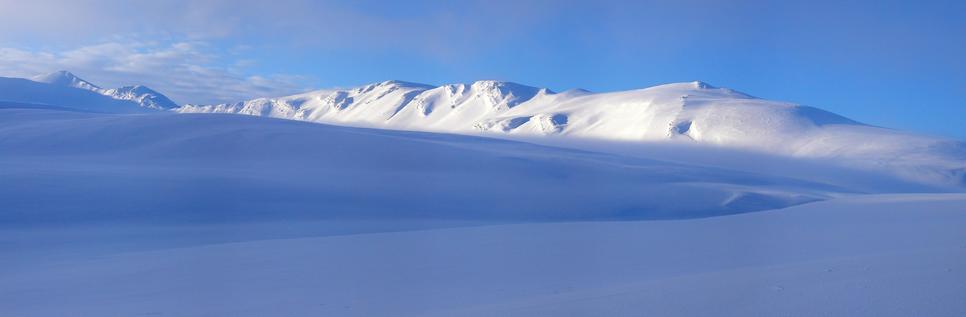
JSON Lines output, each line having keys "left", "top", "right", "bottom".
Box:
{"left": 0, "top": 0, "right": 964, "bottom": 138}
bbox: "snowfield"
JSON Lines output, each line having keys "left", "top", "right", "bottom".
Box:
{"left": 3, "top": 195, "right": 965, "bottom": 316}
{"left": 1, "top": 72, "right": 965, "bottom": 316}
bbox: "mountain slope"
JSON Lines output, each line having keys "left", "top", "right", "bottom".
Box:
{"left": 178, "top": 80, "right": 966, "bottom": 186}
{"left": 30, "top": 71, "right": 178, "bottom": 109}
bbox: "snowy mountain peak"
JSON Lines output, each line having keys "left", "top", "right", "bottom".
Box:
{"left": 347, "top": 80, "right": 433, "bottom": 97}
{"left": 469, "top": 80, "right": 538, "bottom": 92}
{"left": 24, "top": 71, "right": 178, "bottom": 110}
{"left": 561, "top": 88, "right": 592, "bottom": 96}
{"left": 376, "top": 80, "right": 433, "bottom": 89}
{"left": 645, "top": 81, "right": 715, "bottom": 91}
{"left": 103, "top": 85, "right": 179, "bottom": 110}
{"left": 641, "top": 81, "right": 754, "bottom": 100}
{"left": 692, "top": 80, "right": 713, "bottom": 89}
{"left": 31, "top": 70, "right": 101, "bottom": 91}
{"left": 468, "top": 80, "right": 543, "bottom": 109}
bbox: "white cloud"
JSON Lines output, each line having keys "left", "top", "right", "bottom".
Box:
{"left": 0, "top": 0, "right": 557, "bottom": 59}
{"left": 0, "top": 0, "right": 565, "bottom": 105}
{"left": 0, "top": 41, "right": 311, "bottom": 104}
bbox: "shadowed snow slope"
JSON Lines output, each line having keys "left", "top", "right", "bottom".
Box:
{"left": 2, "top": 194, "right": 964, "bottom": 316}
{"left": 0, "top": 107, "right": 845, "bottom": 223}
{"left": 178, "top": 80, "right": 966, "bottom": 187}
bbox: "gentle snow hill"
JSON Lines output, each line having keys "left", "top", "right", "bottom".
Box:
{"left": 0, "top": 107, "right": 848, "bottom": 223}
{"left": 179, "top": 80, "right": 966, "bottom": 186}
{"left": 29, "top": 70, "right": 178, "bottom": 110}
{"left": 2, "top": 194, "right": 965, "bottom": 316}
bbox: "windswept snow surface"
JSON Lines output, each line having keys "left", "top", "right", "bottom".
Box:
{"left": 2, "top": 194, "right": 965, "bottom": 316}
{"left": 178, "top": 80, "right": 966, "bottom": 187}
{"left": 0, "top": 108, "right": 843, "bottom": 223}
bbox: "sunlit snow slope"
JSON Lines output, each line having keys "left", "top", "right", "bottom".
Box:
{"left": 179, "top": 80, "right": 966, "bottom": 186}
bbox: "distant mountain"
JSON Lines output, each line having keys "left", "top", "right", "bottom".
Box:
{"left": 30, "top": 70, "right": 102, "bottom": 91}
{"left": 29, "top": 71, "right": 178, "bottom": 110}
{"left": 178, "top": 80, "right": 966, "bottom": 186}
{"left": 0, "top": 76, "right": 150, "bottom": 113}
{"left": 178, "top": 80, "right": 859, "bottom": 145}
{"left": 102, "top": 85, "right": 178, "bottom": 110}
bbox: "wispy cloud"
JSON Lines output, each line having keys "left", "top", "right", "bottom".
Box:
{"left": 0, "top": 0, "right": 557, "bottom": 58}
{"left": 0, "top": 40, "right": 311, "bottom": 104}
{"left": 0, "top": 0, "right": 560, "bottom": 103}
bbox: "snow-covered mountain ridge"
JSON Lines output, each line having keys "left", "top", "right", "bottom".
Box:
{"left": 178, "top": 79, "right": 966, "bottom": 186}
{"left": 1, "top": 71, "right": 961, "bottom": 186}
{"left": 179, "top": 80, "right": 836, "bottom": 139}
{"left": 31, "top": 71, "right": 177, "bottom": 109}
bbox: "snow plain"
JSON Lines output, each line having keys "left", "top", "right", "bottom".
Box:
{"left": 3, "top": 194, "right": 965, "bottom": 316}
{"left": 1, "top": 73, "right": 965, "bottom": 316}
